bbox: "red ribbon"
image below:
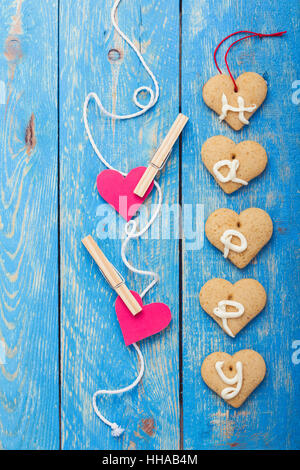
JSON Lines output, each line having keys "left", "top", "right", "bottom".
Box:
{"left": 214, "top": 30, "right": 287, "bottom": 92}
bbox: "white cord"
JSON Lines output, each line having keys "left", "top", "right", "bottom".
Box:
{"left": 92, "top": 343, "right": 144, "bottom": 437}
{"left": 121, "top": 180, "right": 162, "bottom": 298}
{"left": 83, "top": 0, "right": 159, "bottom": 140}
{"left": 92, "top": 184, "right": 162, "bottom": 436}
{"left": 84, "top": 0, "right": 161, "bottom": 437}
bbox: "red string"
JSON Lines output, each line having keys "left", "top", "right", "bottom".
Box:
{"left": 214, "top": 30, "right": 287, "bottom": 92}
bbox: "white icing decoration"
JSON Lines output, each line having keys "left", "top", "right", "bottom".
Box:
{"left": 213, "top": 300, "right": 245, "bottom": 337}
{"left": 219, "top": 93, "right": 257, "bottom": 124}
{"left": 213, "top": 159, "right": 248, "bottom": 186}
{"left": 215, "top": 360, "right": 243, "bottom": 399}
{"left": 220, "top": 229, "right": 247, "bottom": 258}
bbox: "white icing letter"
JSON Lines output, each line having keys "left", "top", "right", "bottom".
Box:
{"left": 213, "top": 159, "right": 248, "bottom": 186}
{"left": 220, "top": 229, "right": 247, "bottom": 258}
{"left": 213, "top": 300, "right": 245, "bottom": 337}
{"left": 219, "top": 93, "right": 257, "bottom": 125}
{"left": 215, "top": 360, "right": 243, "bottom": 399}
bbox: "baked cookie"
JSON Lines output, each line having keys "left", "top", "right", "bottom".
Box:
{"left": 201, "top": 136, "right": 268, "bottom": 194}
{"left": 205, "top": 208, "right": 273, "bottom": 269}
{"left": 202, "top": 73, "right": 267, "bottom": 131}
{"left": 199, "top": 278, "right": 267, "bottom": 337}
{"left": 201, "top": 349, "right": 266, "bottom": 408}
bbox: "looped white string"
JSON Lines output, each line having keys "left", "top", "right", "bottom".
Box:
{"left": 92, "top": 342, "right": 144, "bottom": 437}
{"left": 213, "top": 159, "right": 248, "bottom": 186}
{"left": 220, "top": 229, "right": 247, "bottom": 258}
{"left": 213, "top": 300, "right": 245, "bottom": 337}
{"left": 83, "top": 0, "right": 159, "bottom": 128}
{"left": 219, "top": 93, "right": 256, "bottom": 124}
{"left": 121, "top": 180, "right": 162, "bottom": 298}
{"left": 215, "top": 360, "right": 243, "bottom": 400}
{"left": 133, "top": 85, "right": 156, "bottom": 110}
{"left": 84, "top": 0, "right": 161, "bottom": 437}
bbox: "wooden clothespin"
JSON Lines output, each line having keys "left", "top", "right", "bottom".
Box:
{"left": 133, "top": 113, "right": 189, "bottom": 198}
{"left": 82, "top": 235, "right": 142, "bottom": 316}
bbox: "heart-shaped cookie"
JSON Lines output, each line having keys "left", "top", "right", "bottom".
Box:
{"left": 201, "top": 350, "right": 266, "bottom": 408}
{"left": 115, "top": 290, "right": 172, "bottom": 346}
{"left": 205, "top": 208, "right": 273, "bottom": 269}
{"left": 97, "top": 167, "right": 154, "bottom": 222}
{"left": 199, "top": 279, "right": 266, "bottom": 337}
{"left": 202, "top": 73, "right": 267, "bottom": 131}
{"left": 201, "top": 136, "right": 268, "bottom": 194}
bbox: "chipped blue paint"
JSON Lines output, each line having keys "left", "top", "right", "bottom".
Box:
{"left": 0, "top": 0, "right": 59, "bottom": 450}
{"left": 0, "top": 81, "right": 5, "bottom": 104}
{"left": 59, "top": 0, "right": 180, "bottom": 450}
{"left": 182, "top": 0, "right": 300, "bottom": 450}
{"left": 0, "top": 0, "right": 299, "bottom": 450}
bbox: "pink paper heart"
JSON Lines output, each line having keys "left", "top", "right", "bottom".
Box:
{"left": 115, "top": 291, "right": 172, "bottom": 346}
{"left": 97, "top": 167, "right": 154, "bottom": 221}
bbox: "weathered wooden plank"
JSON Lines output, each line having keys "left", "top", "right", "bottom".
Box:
{"left": 181, "top": 0, "right": 300, "bottom": 449}
{"left": 60, "top": 0, "right": 180, "bottom": 449}
{"left": 0, "top": 0, "right": 59, "bottom": 449}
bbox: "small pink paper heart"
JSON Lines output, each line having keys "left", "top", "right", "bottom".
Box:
{"left": 115, "top": 291, "right": 172, "bottom": 346}
{"left": 97, "top": 167, "right": 154, "bottom": 221}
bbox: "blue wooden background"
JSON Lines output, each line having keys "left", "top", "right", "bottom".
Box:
{"left": 0, "top": 0, "right": 299, "bottom": 450}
